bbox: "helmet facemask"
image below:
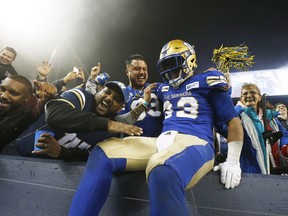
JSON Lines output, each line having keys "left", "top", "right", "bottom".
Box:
{"left": 157, "top": 54, "right": 184, "bottom": 88}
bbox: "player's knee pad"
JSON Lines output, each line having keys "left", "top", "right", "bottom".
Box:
{"left": 148, "top": 165, "right": 181, "bottom": 187}
{"left": 146, "top": 151, "right": 171, "bottom": 181}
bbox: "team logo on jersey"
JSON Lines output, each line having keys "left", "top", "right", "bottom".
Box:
{"left": 186, "top": 81, "right": 199, "bottom": 91}
{"left": 161, "top": 85, "right": 170, "bottom": 92}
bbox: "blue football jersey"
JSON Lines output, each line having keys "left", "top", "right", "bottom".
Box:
{"left": 157, "top": 70, "right": 237, "bottom": 143}
{"left": 120, "top": 83, "right": 164, "bottom": 137}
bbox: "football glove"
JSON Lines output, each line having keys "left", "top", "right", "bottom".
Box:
{"left": 214, "top": 141, "right": 242, "bottom": 189}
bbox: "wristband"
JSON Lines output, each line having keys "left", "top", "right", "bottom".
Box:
{"left": 139, "top": 98, "right": 149, "bottom": 109}
{"left": 131, "top": 109, "right": 140, "bottom": 116}
{"left": 226, "top": 141, "right": 243, "bottom": 163}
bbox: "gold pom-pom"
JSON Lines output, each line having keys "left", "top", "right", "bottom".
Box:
{"left": 211, "top": 43, "right": 255, "bottom": 77}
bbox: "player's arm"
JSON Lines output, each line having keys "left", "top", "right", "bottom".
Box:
{"left": 45, "top": 99, "right": 110, "bottom": 133}
{"left": 115, "top": 83, "right": 157, "bottom": 124}
{"left": 208, "top": 89, "right": 243, "bottom": 142}
{"left": 208, "top": 90, "right": 244, "bottom": 189}
{"left": 46, "top": 100, "right": 142, "bottom": 136}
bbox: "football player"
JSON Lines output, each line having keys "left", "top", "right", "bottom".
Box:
{"left": 121, "top": 54, "right": 164, "bottom": 137}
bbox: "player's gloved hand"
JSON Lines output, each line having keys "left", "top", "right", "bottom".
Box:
{"left": 213, "top": 141, "right": 242, "bottom": 189}
{"left": 213, "top": 160, "right": 241, "bottom": 189}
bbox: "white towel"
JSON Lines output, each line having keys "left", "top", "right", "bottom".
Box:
{"left": 156, "top": 130, "right": 178, "bottom": 152}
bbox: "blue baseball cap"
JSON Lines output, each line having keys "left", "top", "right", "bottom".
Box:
{"left": 95, "top": 72, "right": 110, "bottom": 85}
{"left": 105, "top": 81, "right": 130, "bottom": 103}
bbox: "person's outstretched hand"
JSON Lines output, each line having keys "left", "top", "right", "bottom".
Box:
{"left": 107, "top": 120, "right": 143, "bottom": 136}
{"left": 37, "top": 60, "right": 52, "bottom": 78}
{"left": 90, "top": 62, "right": 101, "bottom": 80}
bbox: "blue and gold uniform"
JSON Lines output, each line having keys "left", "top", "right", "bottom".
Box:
{"left": 120, "top": 83, "right": 164, "bottom": 137}
{"left": 158, "top": 70, "right": 231, "bottom": 142}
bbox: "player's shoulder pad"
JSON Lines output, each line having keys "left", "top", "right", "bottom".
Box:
{"left": 153, "top": 82, "right": 163, "bottom": 93}
{"left": 201, "top": 69, "right": 229, "bottom": 91}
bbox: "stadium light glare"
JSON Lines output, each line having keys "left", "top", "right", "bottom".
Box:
{"left": 0, "top": 0, "right": 84, "bottom": 47}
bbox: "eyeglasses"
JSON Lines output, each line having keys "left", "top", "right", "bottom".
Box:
{"left": 241, "top": 91, "right": 260, "bottom": 97}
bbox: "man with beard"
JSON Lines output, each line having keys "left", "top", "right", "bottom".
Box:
{"left": 0, "top": 47, "right": 18, "bottom": 83}
{"left": 15, "top": 81, "right": 148, "bottom": 162}
{"left": 0, "top": 75, "right": 53, "bottom": 152}
{"left": 121, "top": 54, "right": 163, "bottom": 137}
{"left": 85, "top": 55, "right": 163, "bottom": 137}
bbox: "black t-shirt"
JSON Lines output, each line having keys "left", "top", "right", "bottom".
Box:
{"left": 0, "top": 64, "right": 17, "bottom": 82}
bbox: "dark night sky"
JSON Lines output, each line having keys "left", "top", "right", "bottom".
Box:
{"left": 2, "top": 0, "right": 288, "bottom": 85}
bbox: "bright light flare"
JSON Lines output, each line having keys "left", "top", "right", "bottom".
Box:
{"left": 2, "top": 1, "right": 57, "bottom": 31}
{"left": 0, "top": 0, "right": 84, "bottom": 48}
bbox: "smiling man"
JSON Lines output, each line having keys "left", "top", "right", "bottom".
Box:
{"left": 42, "top": 81, "right": 142, "bottom": 160}
{"left": 13, "top": 81, "right": 144, "bottom": 162}
{"left": 45, "top": 81, "right": 140, "bottom": 134}
{"left": 0, "top": 75, "right": 42, "bottom": 151}
{"left": 121, "top": 54, "right": 164, "bottom": 137}
{"left": 0, "top": 47, "right": 18, "bottom": 83}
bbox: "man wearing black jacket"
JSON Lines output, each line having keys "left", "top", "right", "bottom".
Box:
{"left": 0, "top": 47, "right": 17, "bottom": 83}
{"left": 15, "top": 81, "right": 150, "bottom": 162}
{"left": 0, "top": 75, "right": 52, "bottom": 152}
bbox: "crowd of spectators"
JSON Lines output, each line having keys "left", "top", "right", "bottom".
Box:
{"left": 0, "top": 41, "right": 287, "bottom": 215}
